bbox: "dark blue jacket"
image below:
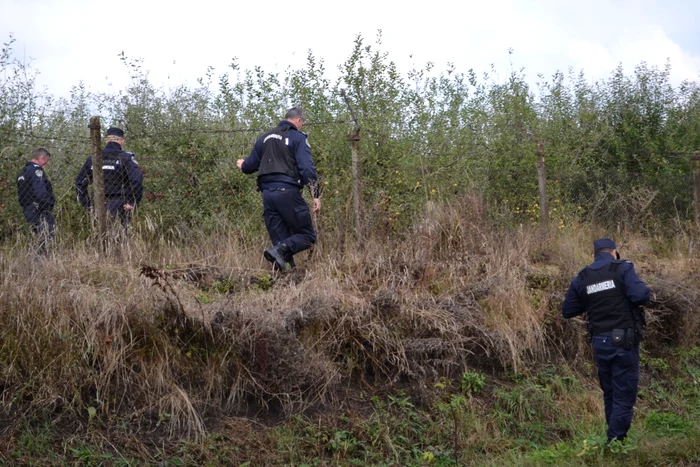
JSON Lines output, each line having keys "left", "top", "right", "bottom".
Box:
{"left": 242, "top": 120, "right": 318, "bottom": 195}
{"left": 75, "top": 142, "right": 144, "bottom": 208}
{"left": 17, "top": 162, "right": 55, "bottom": 211}
{"left": 562, "top": 252, "right": 650, "bottom": 319}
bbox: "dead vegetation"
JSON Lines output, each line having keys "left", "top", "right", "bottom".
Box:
{"left": 0, "top": 195, "right": 698, "bottom": 445}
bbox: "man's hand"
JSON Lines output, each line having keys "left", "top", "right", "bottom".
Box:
{"left": 312, "top": 198, "right": 321, "bottom": 213}
{"left": 123, "top": 203, "right": 134, "bottom": 211}
{"left": 236, "top": 159, "right": 245, "bottom": 170}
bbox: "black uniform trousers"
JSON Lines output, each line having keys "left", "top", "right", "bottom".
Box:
{"left": 591, "top": 335, "right": 640, "bottom": 442}
{"left": 23, "top": 205, "right": 55, "bottom": 252}
{"left": 106, "top": 197, "right": 132, "bottom": 227}
{"left": 261, "top": 188, "right": 315, "bottom": 257}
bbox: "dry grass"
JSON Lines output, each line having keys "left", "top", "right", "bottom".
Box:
{"left": 0, "top": 195, "right": 698, "bottom": 443}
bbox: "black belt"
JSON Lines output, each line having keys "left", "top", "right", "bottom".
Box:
{"left": 263, "top": 187, "right": 301, "bottom": 192}
{"left": 594, "top": 331, "right": 614, "bottom": 337}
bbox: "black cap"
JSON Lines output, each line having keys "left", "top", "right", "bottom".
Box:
{"left": 106, "top": 127, "right": 124, "bottom": 137}
{"left": 593, "top": 238, "right": 616, "bottom": 251}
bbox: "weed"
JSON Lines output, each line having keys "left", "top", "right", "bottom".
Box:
{"left": 459, "top": 370, "right": 486, "bottom": 396}
{"left": 644, "top": 411, "right": 692, "bottom": 436}
{"left": 253, "top": 273, "right": 273, "bottom": 291}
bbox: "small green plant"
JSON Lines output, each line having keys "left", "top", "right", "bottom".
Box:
{"left": 528, "top": 442, "right": 576, "bottom": 465}
{"left": 648, "top": 357, "right": 671, "bottom": 373}
{"left": 644, "top": 411, "right": 692, "bottom": 436}
{"left": 195, "top": 292, "right": 213, "bottom": 303}
{"left": 254, "top": 274, "right": 273, "bottom": 291}
{"left": 459, "top": 371, "right": 486, "bottom": 396}
{"left": 69, "top": 446, "right": 115, "bottom": 465}
{"left": 607, "top": 438, "right": 637, "bottom": 454}
{"left": 575, "top": 435, "right": 605, "bottom": 458}
{"left": 210, "top": 277, "right": 238, "bottom": 294}
{"left": 326, "top": 429, "right": 359, "bottom": 455}
{"left": 388, "top": 390, "right": 414, "bottom": 410}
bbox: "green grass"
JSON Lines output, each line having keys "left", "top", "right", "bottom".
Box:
{"left": 3, "top": 348, "right": 699, "bottom": 466}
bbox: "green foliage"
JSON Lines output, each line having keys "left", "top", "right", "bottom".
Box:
{"left": 648, "top": 357, "right": 671, "bottom": 373}
{"left": 459, "top": 370, "right": 486, "bottom": 396}
{"left": 2, "top": 33, "right": 700, "bottom": 242}
{"left": 644, "top": 411, "right": 692, "bottom": 436}
{"left": 3, "top": 32, "right": 700, "bottom": 467}
{"left": 253, "top": 273, "right": 272, "bottom": 291}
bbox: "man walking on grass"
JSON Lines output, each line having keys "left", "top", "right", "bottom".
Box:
{"left": 562, "top": 238, "right": 650, "bottom": 444}
{"left": 237, "top": 107, "right": 321, "bottom": 270}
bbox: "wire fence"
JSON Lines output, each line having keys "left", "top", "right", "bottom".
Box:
{"left": 3, "top": 121, "right": 700, "bottom": 247}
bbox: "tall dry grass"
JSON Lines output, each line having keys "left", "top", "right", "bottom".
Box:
{"left": 1, "top": 194, "right": 698, "bottom": 441}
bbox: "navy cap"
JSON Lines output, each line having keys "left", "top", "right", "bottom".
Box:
{"left": 106, "top": 127, "right": 124, "bottom": 137}
{"left": 593, "top": 238, "right": 616, "bottom": 251}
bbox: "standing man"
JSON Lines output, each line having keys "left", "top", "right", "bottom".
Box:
{"left": 562, "top": 238, "right": 650, "bottom": 444}
{"left": 17, "top": 148, "right": 56, "bottom": 252}
{"left": 75, "top": 127, "right": 143, "bottom": 226}
{"left": 237, "top": 107, "right": 321, "bottom": 270}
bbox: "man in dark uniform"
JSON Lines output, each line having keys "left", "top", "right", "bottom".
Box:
{"left": 237, "top": 107, "right": 321, "bottom": 270}
{"left": 17, "top": 148, "right": 56, "bottom": 252}
{"left": 75, "top": 127, "right": 143, "bottom": 226}
{"left": 562, "top": 238, "right": 650, "bottom": 443}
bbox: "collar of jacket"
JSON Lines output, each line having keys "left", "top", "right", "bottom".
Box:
{"left": 590, "top": 252, "right": 615, "bottom": 269}
{"left": 278, "top": 120, "right": 298, "bottom": 131}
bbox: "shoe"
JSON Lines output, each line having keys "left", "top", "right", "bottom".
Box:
{"left": 264, "top": 243, "right": 290, "bottom": 270}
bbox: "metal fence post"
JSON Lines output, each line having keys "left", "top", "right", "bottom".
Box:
{"left": 89, "top": 116, "right": 107, "bottom": 248}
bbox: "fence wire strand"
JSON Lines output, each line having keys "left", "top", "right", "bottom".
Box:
{"left": 2, "top": 121, "right": 699, "bottom": 242}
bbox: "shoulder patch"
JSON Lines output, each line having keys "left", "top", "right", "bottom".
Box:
{"left": 35, "top": 169, "right": 43, "bottom": 177}
{"left": 131, "top": 156, "right": 139, "bottom": 166}
{"left": 305, "top": 138, "right": 311, "bottom": 148}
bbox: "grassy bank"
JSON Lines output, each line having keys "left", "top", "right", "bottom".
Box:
{"left": 1, "top": 199, "right": 699, "bottom": 465}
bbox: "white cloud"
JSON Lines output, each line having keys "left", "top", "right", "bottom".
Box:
{"left": 567, "top": 26, "right": 700, "bottom": 84}
{"left": 1, "top": 0, "right": 698, "bottom": 98}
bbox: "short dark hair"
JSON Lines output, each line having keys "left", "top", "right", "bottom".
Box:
{"left": 32, "top": 148, "right": 51, "bottom": 159}
{"left": 594, "top": 247, "right": 615, "bottom": 256}
{"left": 285, "top": 107, "right": 306, "bottom": 121}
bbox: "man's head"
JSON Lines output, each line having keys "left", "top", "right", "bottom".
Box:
{"left": 31, "top": 148, "right": 51, "bottom": 167}
{"left": 594, "top": 237, "right": 620, "bottom": 259}
{"left": 285, "top": 107, "right": 306, "bottom": 130}
{"left": 106, "top": 127, "right": 125, "bottom": 145}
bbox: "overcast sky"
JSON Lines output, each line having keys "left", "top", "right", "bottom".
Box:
{"left": 1, "top": 0, "right": 699, "bottom": 99}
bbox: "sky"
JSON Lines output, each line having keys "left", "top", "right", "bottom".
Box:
{"left": 1, "top": 0, "right": 699, "bottom": 99}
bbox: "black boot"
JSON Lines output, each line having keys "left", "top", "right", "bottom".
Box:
{"left": 264, "top": 243, "right": 291, "bottom": 270}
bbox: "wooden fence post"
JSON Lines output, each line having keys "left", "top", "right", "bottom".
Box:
{"left": 89, "top": 116, "right": 107, "bottom": 248}
{"left": 513, "top": 125, "right": 549, "bottom": 224}
{"left": 341, "top": 90, "right": 364, "bottom": 243}
{"left": 536, "top": 141, "right": 549, "bottom": 224}
{"left": 693, "top": 153, "right": 700, "bottom": 228}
